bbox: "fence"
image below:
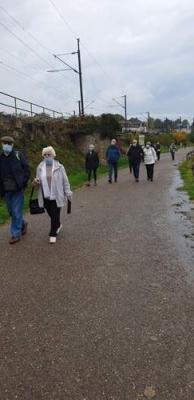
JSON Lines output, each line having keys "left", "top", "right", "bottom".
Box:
{"left": 0, "top": 91, "right": 64, "bottom": 119}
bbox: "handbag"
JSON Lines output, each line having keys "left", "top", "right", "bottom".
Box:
{"left": 29, "top": 187, "right": 45, "bottom": 215}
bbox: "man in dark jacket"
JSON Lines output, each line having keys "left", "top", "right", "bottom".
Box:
{"left": 85, "top": 144, "right": 99, "bottom": 186}
{"left": 106, "top": 139, "right": 121, "bottom": 183}
{"left": 0, "top": 136, "right": 30, "bottom": 244}
{"left": 127, "top": 139, "right": 144, "bottom": 182}
{"left": 155, "top": 142, "right": 161, "bottom": 160}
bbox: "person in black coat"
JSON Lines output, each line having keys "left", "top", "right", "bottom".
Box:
{"left": 85, "top": 144, "right": 99, "bottom": 186}
{"left": 127, "top": 139, "right": 144, "bottom": 182}
{"left": 0, "top": 136, "right": 30, "bottom": 244}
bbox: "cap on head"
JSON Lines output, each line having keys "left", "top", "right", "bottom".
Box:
{"left": 1, "top": 136, "right": 14, "bottom": 144}
{"left": 42, "top": 146, "right": 56, "bottom": 157}
{"left": 111, "top": 139, "right": 117, "bottom": 145}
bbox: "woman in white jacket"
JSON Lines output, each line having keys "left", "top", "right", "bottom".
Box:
{"left": 143, "top": 142, "right": 157, "bottom": 182}
{"left": 34, "top": 146, "right": 72, "bottom": 244}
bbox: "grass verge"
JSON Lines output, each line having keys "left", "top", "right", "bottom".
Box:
{"left": 179, "top": 159, "right": 194, "bottom": 200}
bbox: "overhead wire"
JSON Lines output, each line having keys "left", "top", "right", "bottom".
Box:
{"left": 0, "top": 60, "right": 71, "bottom": 106}
{"left": 0, "top": 21, "right": 54, "bottom": 68}
{"left": 47, "top": 0, "right": 117, "bottom": 92}
{"left": 0, "top": 5, "right": 54, "bottom": 57}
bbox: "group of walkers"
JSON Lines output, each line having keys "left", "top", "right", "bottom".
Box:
{"left": 85, "top": 138, "right": 159, "bottom": 186}
{"left": 0, "top": 135, "right": 177, "bottom": 245}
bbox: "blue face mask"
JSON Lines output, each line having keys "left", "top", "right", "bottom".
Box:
{"left": 45, "top": 156, "right": 54, "bottom": 166}
{"left": 2, "top": 144, "right": 13, "bottom": 153}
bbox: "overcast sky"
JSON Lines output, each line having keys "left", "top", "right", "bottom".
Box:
{"left": 0, "top": 0, "right": 194, "bottom": 120}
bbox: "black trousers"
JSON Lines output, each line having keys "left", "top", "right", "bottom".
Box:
{"left": 132, "top": 162, "right": 140, "bottom": 179}
{"left": 156, "top": 151, "right": 160, "bottom": 160}
{"left": 88, "top": 168, "right": 97, "bottom": 182}
{"left": 44, "top": 199, "right": 61, "bottom": 237}
{"left": 146, "top": 164, "right": 154, "bottom": 181}
{"left": 170, "top": 151, "right": 175, "bottom": 160}
{"left": 128, "top": 159, "right": 132, "bottom": 173}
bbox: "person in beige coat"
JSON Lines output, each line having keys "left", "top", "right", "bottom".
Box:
{"left": 34, "top": 146, "right": 72, "bottom": 243}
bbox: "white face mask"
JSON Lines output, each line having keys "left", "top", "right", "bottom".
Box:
{"left": 44, "top": 156, "right": 54, "bottom": 166}
{"left": 2, "top": 144, "right": 13, "bottom": 153}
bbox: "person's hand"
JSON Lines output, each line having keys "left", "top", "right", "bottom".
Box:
{"left": 32, "top": 178, "right": 40, "bottom": 187}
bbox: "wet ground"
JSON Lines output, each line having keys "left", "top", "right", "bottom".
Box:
{"left": 0, "top": 148, "right": 194, "bottom": 400}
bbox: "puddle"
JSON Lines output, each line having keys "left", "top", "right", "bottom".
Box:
{"left": 167, "top": 169, "right": 194, "bottom": 279}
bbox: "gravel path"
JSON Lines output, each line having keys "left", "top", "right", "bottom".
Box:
{"left": 0, "top": 149, "right": 194, "bottom": 400}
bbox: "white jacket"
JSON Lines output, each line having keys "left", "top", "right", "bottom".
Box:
{"left": 143, "top": 147, "right": 157, "bottom": 164}
{"left": 36, "top": 160, "right": 72, "bottom": 208}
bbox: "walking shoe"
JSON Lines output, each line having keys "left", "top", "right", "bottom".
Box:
{"left": 136, "top": 179, "right": 139, "bottom": 182}
{"left": 9, "top": 237, "right": 20, "bottom": 244}
{"left": 49, "top": 236, "right": 56, "bottom": 244}
{"left": 86, "top": 182, "right": 91, "bottom": 187}
{"left": 22, "top": 222, "right": 28, "bottom": 235}
{"left": 56, "top": 224, "right": 63, "bottom": 235}
{"left": 108, "top": 179, "right": 112, "bottom": 184}
{"left": 94, "top": 181, "right": 97, "bottom": 186}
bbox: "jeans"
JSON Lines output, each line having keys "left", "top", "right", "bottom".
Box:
{"left": 146, "top": 164, "right": 154, "bottom": 180}
{"left": 132, "top": 162, "right": 140, "bottom": 180}
{"left": 108, "top": 161, "right": 118, "bottom": 182}
{"left": 44, "top": 199, "right": 61, "bottom": 237}
{"left": 88, "top": 168, "right": 97, "bottom": 183}
{"left": 4, "top": 191, "right": 25, "bottom": 238}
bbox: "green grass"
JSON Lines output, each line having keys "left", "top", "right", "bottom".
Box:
{"left": 0, "top": 156, "right": 129, "bottom": 226}
{"left": 179, "top": 159, "right": 194, "bottom": 200}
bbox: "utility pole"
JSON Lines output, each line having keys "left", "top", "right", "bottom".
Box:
{"left": 78, "top": 100, "right": 81, "bottom": 117}
{"left": 47, "top": 38, "right": 84, "bottom": 116}
{"left": 77, "top": 38, "right": 84, "bottom": 116}
{"left": 147, "top": 112, "right": 150, "bottom": 131}
{"left": 112, "top": 95, "right": 127, "bottom": 131}
{"left": 122, "top": 95, "right": 127, "bottom": 130}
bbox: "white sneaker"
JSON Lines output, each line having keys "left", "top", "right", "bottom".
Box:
{"left": 49, "top": 236, "right": 56, "bottom": 244}
{"left": 56, "top": 224, "right": 63, "bottom": 235}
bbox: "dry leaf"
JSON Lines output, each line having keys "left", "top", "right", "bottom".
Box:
{"left": 144, "top": 385, "right": 156, "bottom": 399}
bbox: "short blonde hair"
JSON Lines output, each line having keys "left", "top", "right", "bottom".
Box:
{"left": 42, "top": 146, "right": 56, "bottom": 157}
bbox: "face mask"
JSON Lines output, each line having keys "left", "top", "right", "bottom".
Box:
{"left": 2, "top": 144, "right": 13, "bottom": 153}
{"left": 132, "top": 143, "right": 137, "bottom": 146}
{"left": 45, "top": 156, "right": 53, "bottom": 166}
{"left": 146, "top": 145, "right": 150, "bottom": 149}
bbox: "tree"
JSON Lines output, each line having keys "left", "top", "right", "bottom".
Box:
{"left": 173, "top": 131, "right": 187, "bottom": 144}
{"left": 153, "top": 118, "right": 163, "bottom": 130}
{"left": 99, "top": 114, "right": 121, "bottom": 138}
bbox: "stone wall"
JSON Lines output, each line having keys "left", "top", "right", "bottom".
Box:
{"left": 73, "top": 133, "right": 110, "bottom": 163}
{"left": 0, "top": 113, "right": 111, "bottom": 163}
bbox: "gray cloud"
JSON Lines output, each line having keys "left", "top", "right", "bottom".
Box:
{"left": 0, "top": 0, "right": 194, "bottom": 120}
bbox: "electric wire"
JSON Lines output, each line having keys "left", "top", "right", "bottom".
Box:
{"left": 0, "top": 21, "right": 53, "bottom": 68}
{"left": 0, "top": 60, "right": 70, "bottom": 104}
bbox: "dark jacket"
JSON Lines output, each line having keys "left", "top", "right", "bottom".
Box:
{"left": 85, "top": 150, "right": 99, "bottom": 171}
{"left": 127, "top": 145, "right": 144, "bottom": 164}
{"left": 106, "top": 145, "right": 121, "bottom": 163}
{"left": 0, "top": 150, "right": 30, "bottom": 196}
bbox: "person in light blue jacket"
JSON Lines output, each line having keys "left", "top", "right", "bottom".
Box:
{"left": 34, "top": 146, "right": 72, "bottom": 244}
{"left": 106, "top": 139, "right": 121, "bottom": 183}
